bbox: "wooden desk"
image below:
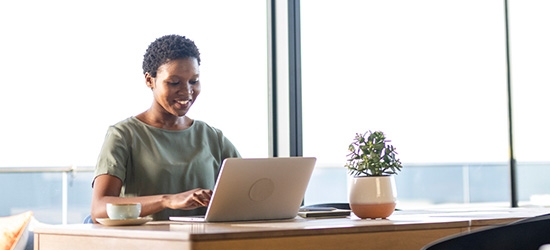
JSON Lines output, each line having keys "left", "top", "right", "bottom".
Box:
{"left": 33, "top": 207, "right": 550, "bottom": 250}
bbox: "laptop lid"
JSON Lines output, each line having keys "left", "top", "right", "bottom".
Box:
{"left": 170, "top": 157, "right": 316, "bottom": 222}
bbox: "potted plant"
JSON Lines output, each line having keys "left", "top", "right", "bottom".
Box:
{"left": 344, "top": 130, "right": 403, "bottom": 219}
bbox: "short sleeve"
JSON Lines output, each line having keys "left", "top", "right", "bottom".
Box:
{"left": 93, "top": 126, "right": 129, "bottom": 185}
{"left": 219, "top": 130, "right": 241, "bottom": 160}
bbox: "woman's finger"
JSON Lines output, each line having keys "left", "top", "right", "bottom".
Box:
{"left": 192, "top": 192, "right": 208, "bottom": 206}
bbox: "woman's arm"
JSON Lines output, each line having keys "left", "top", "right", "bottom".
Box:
{"left": 90, "top": 174, "right": 212, "bottom": 223}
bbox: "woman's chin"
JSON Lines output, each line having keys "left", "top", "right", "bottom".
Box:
{"left": 173, "top": 109, "right": 190, "bottom": 117}
{"left": 169, "top": 105, "right": 191, "bottom": 117}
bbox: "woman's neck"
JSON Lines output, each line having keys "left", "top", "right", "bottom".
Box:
{"left": 136, "top": 110, "right": 192, "bottom": 130}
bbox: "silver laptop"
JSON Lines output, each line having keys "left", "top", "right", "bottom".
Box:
{"left": 169, "top": 157, "right": 316, "bottom": 222}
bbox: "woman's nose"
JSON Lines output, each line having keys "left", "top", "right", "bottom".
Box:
{"left": 179, "top": 83, "right": 194, "bottom": 95}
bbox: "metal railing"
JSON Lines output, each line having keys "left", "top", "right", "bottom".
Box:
{"left": 2, "top": 162, "right": 548, "bottom": 223}
{"left": 0, "top": 166, "right": 94, "bottom": 224}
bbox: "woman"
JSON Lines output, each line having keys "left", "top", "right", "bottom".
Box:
{"left": 90, "top": 35, "right": 241, "bottom": 222}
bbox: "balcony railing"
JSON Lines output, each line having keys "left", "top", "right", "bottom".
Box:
{"left": 2, "top": 162, "right": 549, "bottom": 224}
{"left": 0, "top": 166, "right": 94, "bottom": 224}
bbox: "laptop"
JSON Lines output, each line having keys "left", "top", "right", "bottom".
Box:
{"left": 169, "top": 157, "right": 316, "bottom": 222}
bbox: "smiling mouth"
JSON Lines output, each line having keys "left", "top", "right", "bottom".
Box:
{"left": 177, "top": 100, "right": 191, "bottom": 105}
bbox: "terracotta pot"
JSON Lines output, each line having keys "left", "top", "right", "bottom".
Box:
{"left": 348, "top": 175, "right": 397, "bottom": 219}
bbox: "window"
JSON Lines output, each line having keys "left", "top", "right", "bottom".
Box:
{"left": 300, "top": 0, "right": 511, "bottom": 206}
{"left": 0, "top": 0, "right": 269, "bottom": 167}
{"left": 0, "top": 0, "right": 268, "bottom": 223}
{"left": 509, "top": 0, "right": 550, "bottom": 205}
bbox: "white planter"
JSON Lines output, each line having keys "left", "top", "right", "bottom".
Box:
{"left": 348, "top": 175, "right": 397, "bottom": 219}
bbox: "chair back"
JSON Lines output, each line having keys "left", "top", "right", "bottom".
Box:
{"left": 422, "top": 213, "right": 550, "bottom": 250}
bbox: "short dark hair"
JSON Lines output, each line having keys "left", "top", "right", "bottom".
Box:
{"left": 142, "top": 34, "right": 201, "bottom": 77}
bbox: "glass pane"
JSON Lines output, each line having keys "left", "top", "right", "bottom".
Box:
{"left": 0, "top": 0, "right": 268, "bottom": 168}
{"left": 67, "top": 171, "right": 95, "bottom": 223}
{"left": 0, "top": 171, "right": 93, "bottom": 224}
{"left": 0, "top": 0, "right": 268, "bottom": 220}
{"left": 508, "top": 0, "right": 550, "bottom": 205}
{"left": 0, "top": 172, "right": 63, "bottom": 224}
{"left": 301, "top": 0, "right": 509, "bottom": 207}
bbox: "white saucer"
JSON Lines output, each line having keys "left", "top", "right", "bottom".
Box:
{"left": 96, "top": 217, "right": 152, "bottom": 226}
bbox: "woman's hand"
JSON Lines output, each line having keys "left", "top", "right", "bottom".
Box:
{"left": 164, "top": 188, "right": 213, "bottom": 210}
{"left": 92, "top": 175, "right": 214, "bottom": 222}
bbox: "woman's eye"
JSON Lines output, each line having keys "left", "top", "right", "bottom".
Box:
{"left": 169, "top": 82, "right": 180, "bottom": 86}
{"left": 190, "top": 80, "right": 199, "bottom": 85}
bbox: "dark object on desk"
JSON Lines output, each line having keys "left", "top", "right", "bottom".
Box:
{"left": 422, "top": 213, "right": 550, "bottom": 250}
{"left": 301, "top": 203, "right": 351, "bottom": 210}
{"left": 298, "top": 203, "right": 351, "bottom": 218}
{"left": 297, "top": 209, "right": 351, "bottom": 218}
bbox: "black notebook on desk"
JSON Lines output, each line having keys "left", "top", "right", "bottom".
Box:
{"left": 297, "top": 204, "right": 351, "bottom": 218}
{"left": 297, "top": 209, "right": 351, "bottom": 218}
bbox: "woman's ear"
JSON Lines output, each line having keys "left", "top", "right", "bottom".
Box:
{"left": 144, "top": 72, "right": 155, "bottom": 90}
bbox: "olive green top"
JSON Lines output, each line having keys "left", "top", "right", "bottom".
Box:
{"left": 94, "top": 117, "right": 241, "bottom": 220}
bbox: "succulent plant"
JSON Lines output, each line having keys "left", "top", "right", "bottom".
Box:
{"left": 345, "top": 130, "right": 403, "bottom": 176}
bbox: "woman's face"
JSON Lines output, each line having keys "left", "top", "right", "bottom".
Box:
{"left": 146, "top": 57, "right": 201, "bottom": 117}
